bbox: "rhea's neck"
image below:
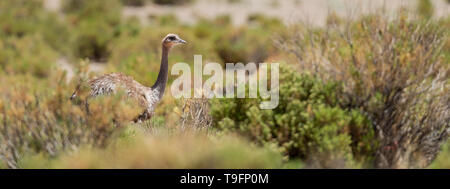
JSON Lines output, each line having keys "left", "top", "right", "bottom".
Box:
{"left": 151, "top": 45, "right": 170, "bottom": 99}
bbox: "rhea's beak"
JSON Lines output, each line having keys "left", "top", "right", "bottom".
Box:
{"left": 178, "top": 39, "right": 187, "bottom": 44}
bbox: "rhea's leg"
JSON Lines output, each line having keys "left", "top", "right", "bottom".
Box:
{"left": 133, "top": 109, "right": 152, "bottom": 123}
{"left": 84, "top": 97, "right": 91, "bottom": 115}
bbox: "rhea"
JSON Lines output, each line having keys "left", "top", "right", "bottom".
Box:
{"left": 71, "top": 34, "right": 187, "bottom": 122}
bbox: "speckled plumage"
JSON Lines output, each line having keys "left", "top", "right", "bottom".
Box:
{"left": 88, "top": 73, "right": 160, "bottom": 109}
{"left": 71, "top": 34, "right": 186, "bottom": 122}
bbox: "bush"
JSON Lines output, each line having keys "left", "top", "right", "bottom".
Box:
{"left": 63, "top": 0, "right": 123, "bottom": 61}
{"left": 276, "top": 12, "right": 449, "bottom": 168}
{"left": 0, "top": 35, "right": 58, "bottom": 78}
{"left": 0, "top": 0, "right": 69, "bottom": 52}
{"left": 0, "top": 64, "right": 141, "bottom": 168}
{"left": 71, "top": 21, "right": 117, "bottom": 61}
{"left": 0, "top": 0, "right": 68, "bottom": 77}
{"left": 428, "top": 140, "right": 450, "bottom": 169}
{"left": 210, "top": 65, "right": 376, "bottom": 168}
{"left": 214, "top": 28, "right": 278, "bottom": 65}
{"left": 212, "top": 15, "right": 282, "bottom": 65}
{"left": 417, "top": 0, "right": 434, "bottom": 19}
{"left": 214, "top": 29, "right": 249, "bottom": 64}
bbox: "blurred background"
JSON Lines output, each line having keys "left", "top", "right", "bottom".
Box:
{"left": 0, "top": 0, "right": 448, "bottom": 169}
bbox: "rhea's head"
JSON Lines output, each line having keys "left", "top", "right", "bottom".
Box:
{"left": 162, "top": 33, "right": 186, "bottom": 48}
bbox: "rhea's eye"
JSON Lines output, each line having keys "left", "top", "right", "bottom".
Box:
{"left": 168, "top": 36, "right": 176, "bottom": 41}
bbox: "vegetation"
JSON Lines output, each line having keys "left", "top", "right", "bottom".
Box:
{"left": 417, "top": 0, "right": 434, "bottom": 19}
{"left": 0, "top": 0, "right": 67, "bottom": 77}
{"left": 63, "top": 0, "right": 123, "bottom": 61}
{"left": 428, "top": 140, "right": 450, "bottom": 169}
{"left": 211, "top": 65, "right": 376, "bottom": 168}
{"left": 121, "top": 0, "right": 148, "bottom": 6}
{"left": 276, "top": 11, "right": 449, "bottom": 168}
{"left": 15, "top": 131, "right": 283, "bottom": 169}
{"left": 0, "top": 0, "right": 448, "bottom": 169}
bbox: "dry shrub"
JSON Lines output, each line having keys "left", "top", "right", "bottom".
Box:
{"left": 0, "top": 66, "right": 140, "bottom": 168}
{"left": 178, "top": 97, "right": 212, "bottom": 131}
{"left": 276, "top": 11, "right": 449, "bottom": 168}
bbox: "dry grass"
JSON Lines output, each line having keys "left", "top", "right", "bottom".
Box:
{"left": 16, "top": 130, "right": 283, "bottom": 169}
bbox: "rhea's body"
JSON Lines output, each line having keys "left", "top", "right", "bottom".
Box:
{"left": 71, "top": 34, "right": 186, "bottom": 122}
{"left": 88, "top": 73, "right": 159, "bottom": 110}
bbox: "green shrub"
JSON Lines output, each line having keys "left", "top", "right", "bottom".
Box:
{"left": 71, "top": 20, "right": 117, "bottom": 61}
{"left": 121, "top": 0, "right": 148, "bottom": 6}
{"left": 417, "top": 0, "right": 434, "bottom": 19}
{"left": 0, "top": 0, "right": 68, "bottom": 77}
{"left": 0, "top": 0, "right": 46, "bottom": 37}
{"left": 214, "top": 29, "right": 249, "bottom": 64}
{"left": 213, "top": 15, "right": 282, "bottom": 65}
{"left": 0, "top": 0, "right": 69, "bottom": 52}
{"left": 0, "top": 35, "right": 58, "bottom": 78}
{"left": 428, "top": 140, "right": 450, "bottom": 169}
{"left": 63, "top": 0, "right": 122, "bottom": 21}
{"left": 210, "top": 65, "right": 376, "bottom": 168}
{"left": 63, "top": 0, "right": 123, "bottom": 61}
{"left": 214, "top": 27, "right": 278, "bottom": 64}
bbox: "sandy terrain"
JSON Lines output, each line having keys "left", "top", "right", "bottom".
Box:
{"left": 45, "top": 0, "right": 450, "bottom": 26}
{"left": 43, "top": 0, "right": 449, "bottom": 27}
{"left": 122, "top": 0, "right": 450, "bottom": 26}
